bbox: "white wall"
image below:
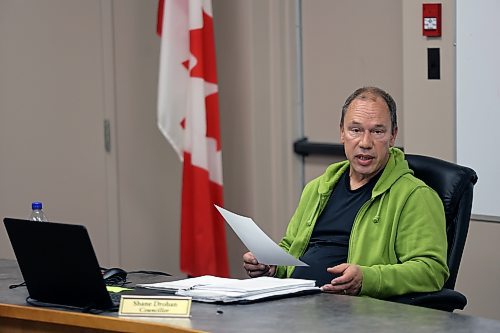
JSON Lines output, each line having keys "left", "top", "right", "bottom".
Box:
{"left": 456, "top": 0, "right": 500, "bottom": 220}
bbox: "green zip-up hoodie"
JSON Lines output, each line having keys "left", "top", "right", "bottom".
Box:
{"left": 275, "top": 148, "right": 449, "bottom": 299}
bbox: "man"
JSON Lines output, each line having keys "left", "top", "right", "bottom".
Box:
{"left": 243, "top": 86, "right": 449, "bottom": 299}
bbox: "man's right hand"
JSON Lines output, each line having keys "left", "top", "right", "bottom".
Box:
{"left": 243, "top": 252, "right": 276, "bottom": 278}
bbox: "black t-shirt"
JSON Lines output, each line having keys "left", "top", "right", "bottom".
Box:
{"left": 290, "top": 170, "right": 381, "bottom": 286}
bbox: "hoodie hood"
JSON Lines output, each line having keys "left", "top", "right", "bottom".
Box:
{"left": 317, "top": 147, "right": 413, "bottom": 197}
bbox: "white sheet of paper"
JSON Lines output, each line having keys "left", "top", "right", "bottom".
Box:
{"left": 215, "top": 205, "right": 308, "bottom": 266}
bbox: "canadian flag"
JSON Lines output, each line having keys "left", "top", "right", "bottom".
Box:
{"left": 157, "top": 0, "right": 229, "bottom": 277}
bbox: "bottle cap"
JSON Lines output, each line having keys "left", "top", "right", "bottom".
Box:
{"left": 32, "top": 202, "right": 43, "bottom": 210}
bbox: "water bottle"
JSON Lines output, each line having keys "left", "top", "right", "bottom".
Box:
{"left": 29, "top": 202, "right": 48, "bottom": 222}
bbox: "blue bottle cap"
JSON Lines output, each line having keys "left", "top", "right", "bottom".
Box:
{"left": 32, "top": 202, "right": 43, "bottom": 210}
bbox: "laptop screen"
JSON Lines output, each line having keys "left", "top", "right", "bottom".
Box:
{"left": 3, "top": 218, "right": 115, "bottom": 310}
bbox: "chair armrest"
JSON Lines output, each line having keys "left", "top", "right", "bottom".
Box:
{"left": 386, "top": 289, "right": 467, "bottom": 312}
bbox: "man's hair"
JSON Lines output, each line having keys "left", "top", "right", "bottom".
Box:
{"left": 340, "top": 86, "right": 398, "bottom": 134}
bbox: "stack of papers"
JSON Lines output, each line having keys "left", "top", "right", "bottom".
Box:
{"left": 137, "top": 276, "right": 319, "bottom": 303}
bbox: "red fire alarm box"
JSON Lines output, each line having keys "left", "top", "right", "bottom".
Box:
{"left": 423, "top": 3, "right": 442, "bottom": 37}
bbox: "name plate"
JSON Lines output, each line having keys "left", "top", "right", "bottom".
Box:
{"left": 118, "top": 295, "right": 192, "bottom": 318}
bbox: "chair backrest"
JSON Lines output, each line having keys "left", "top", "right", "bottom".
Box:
{"left": 405, "top": 154, "right": 478, "bottom": 289}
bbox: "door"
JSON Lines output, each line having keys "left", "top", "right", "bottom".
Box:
{"left": 0, "top": 1, "right": 113, "bottom": 265}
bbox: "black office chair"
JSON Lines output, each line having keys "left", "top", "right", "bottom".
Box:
{"left": 386, "top": 154, "right": 478, "bottom": 312}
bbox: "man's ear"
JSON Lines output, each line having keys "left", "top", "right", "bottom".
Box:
{"left": 389, "top": 127, "right": 398, "bottom": 147}
{"left": 340, "top": 125, "right": 345, "bottom": 143}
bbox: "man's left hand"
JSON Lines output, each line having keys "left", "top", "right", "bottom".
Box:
{"left": 320, "top": 263, "right": 363, "bottom": 296}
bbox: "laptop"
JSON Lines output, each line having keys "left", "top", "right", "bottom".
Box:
{"left": 3, "top": 218, "right": 118, "bottom": 311}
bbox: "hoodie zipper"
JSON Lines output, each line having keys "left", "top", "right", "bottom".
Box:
{"left": 347, "top": 192, "right": 386, "bottom": 262}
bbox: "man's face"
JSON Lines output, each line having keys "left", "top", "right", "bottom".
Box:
{"left": 340, "top": 96, "right": 397, "bottom": 184}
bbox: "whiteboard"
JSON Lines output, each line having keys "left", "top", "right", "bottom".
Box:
{"left": 456, "top": 0, "right": 500, "bottom": 219}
